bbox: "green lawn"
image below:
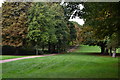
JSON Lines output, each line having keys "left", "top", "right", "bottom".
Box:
{"left": 77, "top": 45, "right": 101, "bottom": 53}
{"left": 117, "top": 48, "right": 120, "bottom": 53}
{"left": 0, "top": 55, "right": 27, "bottom": 60}
{"left": 78, "top": 45, "right": 120, "bottom": 53}
{"left": 2, "top": 45, "right": 119, "bottom": 78}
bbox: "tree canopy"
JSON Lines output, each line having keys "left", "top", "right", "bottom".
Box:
{"left": 27, "top": 2, "right": 79, "bottom": 53}
{"left": 2, "top": 2, "right": 31, "bottom": 47}
{"left": 2, "top": 2, "right": 119, "bottom": 55}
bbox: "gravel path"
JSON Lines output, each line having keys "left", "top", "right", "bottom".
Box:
{"left": 0, "top": 54, "right": 56, "bottom": 63}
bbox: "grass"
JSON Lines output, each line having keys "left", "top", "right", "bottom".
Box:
{"left": 77, "top": 45, "right": 101, "bottom": 53}
{"left": 78, "top": 45, "right": 120, "bottom": 53}
{"left": 2, "top": 45, "right": 119, "bottom": 78}
{"left": 0, "top": 55, "right": 27, "bottom": 60}
{"left": 117, "top": 48, "right": 120, "bottom": 53}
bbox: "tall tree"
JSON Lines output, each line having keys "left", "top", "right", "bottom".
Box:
{"left": 27, "top": 2, "right": 51, "bottom": 54}
{"left": 82, "top": 2, "right": 120, "bottom": 55}
{"left": 2, "top": 2, "right": 31, "bottom": 48}
{"left": 67, "top": 22, "right": 77, "bottom": 45}
{"left": 27, "top": 2, "right": 70, "bottom": 53}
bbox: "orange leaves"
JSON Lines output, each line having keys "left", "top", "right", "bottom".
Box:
{"left": 2, "top": 2, "right": 31, "bottom": 47}
{"left": 2, "top": 2, "right": 29, "bottom": 47}
{"left": 95, "top": 17, "right": 105, "bottom": 20}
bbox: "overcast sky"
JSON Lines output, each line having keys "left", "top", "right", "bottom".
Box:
{"left": 69, "top": 4, "right": 84, "bottom": 25}
{"left": 0, "top": 0, "right": 4, "bottom": 7}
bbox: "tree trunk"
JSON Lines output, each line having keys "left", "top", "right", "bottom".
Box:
{"left": 112, "top": 49, "right": 116, "bottom": 58}
{"left": 100, "top": 46, "right": 105, "bottom": 54}
{"left": 109, "top": 47, "right": 112, "bottom": 56}
{"left": 48, "top": 42, "right": 50, "bottom": 52}
{"left": 57, "top": 44, "right": 60, "bottom": 53}
{"left": 56, "top": 45, "right": 59, "bottom": 53}
{"left": 48, "top": 42, "right": 52, "bottom": 53}
{"left": 42, "top": 45, "right": 44, "bottom": 52}
{"left": 36, "top": 48, "right": 38, "bottom": 55}
{"left": 53, "top": 45, "right": 56, "bottom": 53}
{"left": 105, "top": 48, "right": 109, "bottom": 55}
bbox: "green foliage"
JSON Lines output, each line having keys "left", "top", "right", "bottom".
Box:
{"left": 82, "top": 2, "right": 120, "bottom": 52}
{"left": 107, "top": 33, "right": 119, "bottom": 49}
{"left": 2, "top": 2, "right": 82, "bottom": 53}
{"left": 67, "top": 22, "right": 77, "bottom": 41}
{"left": 27, "top": 2, "right": 71, "bottom": 53}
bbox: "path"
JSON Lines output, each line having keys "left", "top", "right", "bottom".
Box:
{"left": 67, "top": 45, "right": 79, "bottom": 52}
{"left": 0, "top": 45, "right": 79, "bottom": 63}
{"left": 0, "top": 54, "right": 56, "bottom": 63}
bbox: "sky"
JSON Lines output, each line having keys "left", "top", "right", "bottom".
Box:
{"left": 69, "top": 4, "right": 84, "bottom": 25}
{"left": 69, "top": 17, "right": 84, "bottom": 25}
{"left": 0, "top": 0, "right": 5, "bottom": 7}
{"left": 0, "top": 0, "right": 84, "bottom": 25}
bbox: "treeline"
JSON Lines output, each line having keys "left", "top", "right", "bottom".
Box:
{"left": 2, "top": 2, "right": 81, "bottom": 55}
{"left": 63, "top": 2, "right": 120, "bottom": 57}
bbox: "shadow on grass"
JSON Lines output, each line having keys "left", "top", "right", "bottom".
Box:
{"left": 67, "top": 52, "right": 120, "bottom": 57}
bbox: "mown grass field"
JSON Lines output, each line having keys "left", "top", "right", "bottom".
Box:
{"left": 2, "top": 45, "right": 119, "bottom": 78}
{"left": 77, "top": 45, "right": 101, "bottom": 53}
{"left": 78, "top": 45, "right": 120, "bottom": 53}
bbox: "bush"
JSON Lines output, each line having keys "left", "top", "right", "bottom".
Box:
{"left": 2, "top": 45, "right": 36, "bottom": 55}
{"left": 18, "top": 48, "right": 36, "bottom": 55}
{"left": 2, "top": 45, "right": 16, "bottom": 55}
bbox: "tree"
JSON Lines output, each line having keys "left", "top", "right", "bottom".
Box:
{"left": 82, "top": 2, "right": 120, "bottom": 55}
{"left": 2, "top": 2, "right": 31, "bottom": 54}
{"left": 67, "top": 22, "right": 77, "bottom": 45}
{"left": 46, "top": 3, "right": 69, "bottom": 53}
{"left": 2, "top": 2, "right": 31, "bottom": 46}
{"left": 27, "top": 2, "right": 51, "bottom": 54}
{"left": 0, "top": 7, "right": 2, "bottom": 45}
{"left": 27, "top": 2, "right": 70, "bottom": 53}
